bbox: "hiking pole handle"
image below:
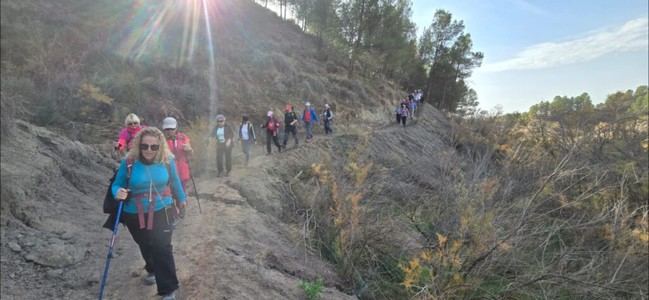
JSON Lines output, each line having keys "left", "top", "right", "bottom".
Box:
{"left": 98, "top": 201, "right": 124, "bottom": 300}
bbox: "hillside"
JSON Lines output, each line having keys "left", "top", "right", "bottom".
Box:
{"left": 1, "top": 0, "right": 401, "bottom": 144}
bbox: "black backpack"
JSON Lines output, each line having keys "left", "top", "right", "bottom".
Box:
{"left": 102, "top": 159, "right": 133, "bottom": 230}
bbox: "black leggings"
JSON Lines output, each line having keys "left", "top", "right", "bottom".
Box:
{"left": 401, "top": 116, "right": 407, "bottom": 127}
{"left": 283, "top": 126, "right": 298, "bottom": 146}
{"left": 266, "top": 132, "right": 281, "bottom": 153}
{"left": 124, "top": 209, "right": 178, "bottom": 295}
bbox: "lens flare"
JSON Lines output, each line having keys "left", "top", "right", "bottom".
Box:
{"left": 110, "top": 0, "right": 225, "bottom": 171}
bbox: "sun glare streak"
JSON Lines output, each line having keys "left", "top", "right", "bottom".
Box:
{"left": 188, "top": 0, "right": 201, "bottom": 63}
{"left": 115, "top": 0, "right": 175, "bottom": 61}
{"left": 201, "top": 0, "right": 218, "bottom": 117}
{"left": 200, "top": 0, "right": 220, "bottom": 171}
{"left": 178, "top": 3, "right": 192, "bottom": 67}
{"left": 134, "top": 2, "right": 174, "bottom": 60}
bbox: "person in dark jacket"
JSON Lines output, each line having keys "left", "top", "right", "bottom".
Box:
{"left": 322, "top": 104, "right": 333, "bottom": 135}
{"left": 238, "top": 113, "right": 256, "bottom": 166}
{"left": 399, "top": 103, "right": 410, "bottom": 128}
{"left": 211, "top": 114, "right": 234, "bottom": 177}
{"left": 261, "top": 111, "right": 282, "bottom": 155}
{"left": 283, "top": 104, "right": 299, "bottom": 148}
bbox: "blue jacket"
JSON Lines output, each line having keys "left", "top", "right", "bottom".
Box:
{"left": 112, "top": 158, "right": 186, "bottom": 214}
{"left": 302, "top": 107, "right": 319, "bottom": 122}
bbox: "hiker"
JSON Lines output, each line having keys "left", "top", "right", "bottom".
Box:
{"left": 302, "top": 102, "right": 319, "bottom": 142}
{"left": 115, "top": 113, "right": 144, "bottom": 155}
{"left": 283, "top": 104, "right": 299, "bottom": 148}
{"left": 211, "top": 114, "right": 234, "bottom": 177}
{"left": 112, "top": 127, "right": 186, "bottom": 300}
{"left": 323, "top": 104, "right": 333, "bottom": 135}
{"left": 417, "top": 89, "right": 424, "bottom": 103}
{"left": 238, "top": 113, "right": 256, "bottom": 166}
{"left": 261, "top": 110, "right": 282, "bottom": 154}
{"left": 162, "top": 117, "right": 193, "bottom": 191}
{"left": 399, "top": 103, "right": 410, "bottom": 127}
{"left": 409, "top": 97, "right": 417, "bottom": 118}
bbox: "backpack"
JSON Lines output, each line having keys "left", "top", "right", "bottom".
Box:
{"left": 304, "top": 109, "right": 311, "bottom": 122}
{"left": 102, "top": 158, "right": 134, "bottom": 214}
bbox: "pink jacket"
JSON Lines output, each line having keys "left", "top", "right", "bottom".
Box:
{"left": 116, "top": 126, "right": 143, "bottom": 151}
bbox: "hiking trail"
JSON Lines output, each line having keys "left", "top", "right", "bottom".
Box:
{"left": 100, "top": 141, "right": 355, "bottom": 300}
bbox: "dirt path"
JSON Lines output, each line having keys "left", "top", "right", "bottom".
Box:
{"left": 99, "top": 141, "right": 355, "bottom": 300}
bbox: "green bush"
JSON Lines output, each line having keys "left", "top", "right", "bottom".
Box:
{"left": 299, "top": 278, "right": 324, "bottom": 300}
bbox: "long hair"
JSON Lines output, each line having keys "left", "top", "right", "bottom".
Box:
{"left": 126, "top": 127, "right": 173, "bottom": 164}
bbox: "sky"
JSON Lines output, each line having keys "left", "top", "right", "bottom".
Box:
{"left": 411, "top": 0, "right": 649, "bottom": 112}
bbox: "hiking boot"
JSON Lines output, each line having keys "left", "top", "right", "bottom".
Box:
{"left": 225, "top": 171, "right": 230, "bottom": 177}
{"left": 143, "top": 272, "right": 156, "bottom": 285}
{"left": 160, "top": 291, "right": 176, "bottom": 300}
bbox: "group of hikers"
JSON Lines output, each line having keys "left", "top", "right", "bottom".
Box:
{"left": 102, "top": 101, "right": 335, "bottom": 300}
{"left": 210, "top": 101, "right": 334, "bottom": 176}
{"left": 395, "top": 89, "right": 423, "bottom": 127}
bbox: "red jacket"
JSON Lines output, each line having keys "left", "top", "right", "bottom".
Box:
{"left": 166, "top": 132, "right": 191, "bottom": 183}
{"left": 262, "top": 116, "right": 281, "bottom": 135}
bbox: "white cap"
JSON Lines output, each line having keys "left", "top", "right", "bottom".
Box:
{"left": 162, "top": 117, "right": 177, "bottom": 129}
{"left": 305, "top": 102, "right": 311, "bottom": 106}
{"left": 267, "top": 111, "right": 274, "bottom": 117}
{"left": 325, "top": 104, "right": 330, "bottom": 108}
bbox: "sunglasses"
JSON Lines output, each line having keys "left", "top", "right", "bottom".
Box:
{"left": 140, "top": 143, "right": 160, "bottom": 151}
{"left": 163, "top": 128, "right": 176, "bottom": 131}
{"left": 217, "top": 120, "right": 225, "bottom": 123}
{"left": 127, "top": 122, "right": 139, "bottom": 126}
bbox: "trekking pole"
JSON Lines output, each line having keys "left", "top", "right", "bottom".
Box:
{"left": 98, "top": 201, "right": 125, "bottom": 300}
{"left": 187, "top": 163, "right": 202, "bottom": 214}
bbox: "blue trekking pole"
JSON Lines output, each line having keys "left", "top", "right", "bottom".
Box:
{"left": 98, "top": 201, "right": 125, "bottom": 300}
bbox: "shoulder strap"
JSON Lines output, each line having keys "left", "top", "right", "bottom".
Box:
{"left": 125, "top": 158, "right": 134, "bottom": 188}
{"left": 165, "top": 162, "right": 172, "bottom": 185}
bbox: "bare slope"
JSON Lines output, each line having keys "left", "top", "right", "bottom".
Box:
{"left": 1, "top": 0, "right": 403, "bottom": 143}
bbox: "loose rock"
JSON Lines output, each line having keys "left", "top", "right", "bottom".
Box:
{"left": 9, "top": 241, "right": 22, "bottom": 252}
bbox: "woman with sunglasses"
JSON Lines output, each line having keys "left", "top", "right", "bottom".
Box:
{"left": 115, "top": 113, "right": 145, "bottom": 156}
{"left": 112, "top": 127, "right": 186, "bottom": 300}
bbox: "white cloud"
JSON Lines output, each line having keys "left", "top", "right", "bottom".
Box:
{"left": 482, "top": 18, "right": 649, "bottom": 72}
